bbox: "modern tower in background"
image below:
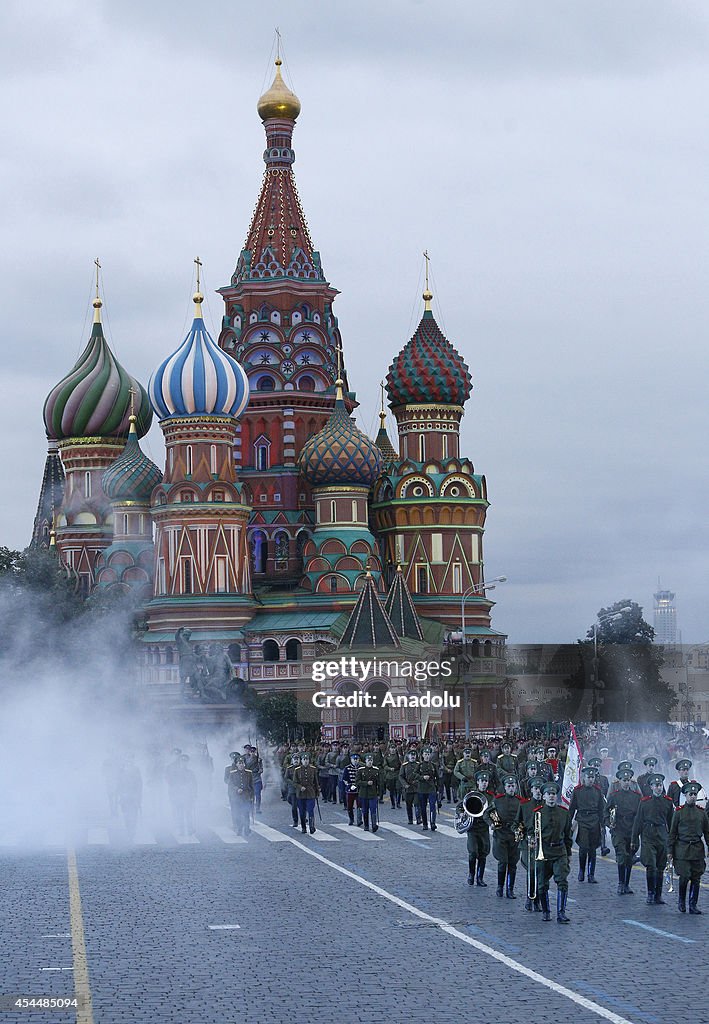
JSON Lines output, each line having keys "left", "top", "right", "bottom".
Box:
{"left": 653, "top": 584, "right": 677, "bottom": 646}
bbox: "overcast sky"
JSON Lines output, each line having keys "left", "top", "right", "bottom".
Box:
{"left": 2, "top": 0, "right": 709, "bottom": 643}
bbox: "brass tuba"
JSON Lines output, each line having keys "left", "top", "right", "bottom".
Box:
{"left": 454, "top": 791, "right": 487, "bottom": 833}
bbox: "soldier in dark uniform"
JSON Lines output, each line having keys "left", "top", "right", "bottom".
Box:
{"left": 466, "top": 769, "right": 493, "bottom": 887}
{"left": 515, "top": 776, "right": 544, "bottom": 911}
{"left": 486, "top": 774, "right": 522, "bottom": 898}
{"left": 293, "top": 752, "right": 320, "bottom": 834}
{"left": 569, "top": 764, "right": 606, "bottom": 884}
{"left": 225, "top": 753, "right": 253, "bottom": 837}
{"left": 383, "top": 744, "right": 402, "bottom": 809}
{"left": 667, "top": 759, "right": 693, "bottom": 809}
{"left": 478, "top": 749, "right": 499, "bottom": 794}
{"left": 520, "top": 761, "right": 541, "bottom": 800}
{"left": 117, "top": 754, "right": 143, "bottom": 841}
{"left": 496, "top": 741, "right": 518, "bottom": 781}
{"left": 545, "top": 746, "right": 560, "bottom": 783}
{"left": 168, "top": 753, "right": 198, "bottom": 837}
{"left": 400, "top": 751, "right": 421, "bottom": 825}
{"left": 537, "top": 780, "right": 573, "bottom": 924}
{"left": 670, "top": 781, "right": 709, "bottom": 914}
{"left": 415, "top": 748, "right": 439, "bottom": 831}
{"left": 453, "top": 748, "right": 477, "bottom": 800}
{"left": 284, "top": 753, "right": 301, "bottom": 828}
{"left": 244, "top": 745, "right": 263, "bottom": 812}
{"left": 533, "top": 746, "right": 553, "bottom": 784}
{"left": 343, "top": 753, "right": 363, "bottom": 826}
{"left": 631, "top": 772, "right": 675, "bottom": 905}
{"left": 586, "top": 756, "right": 610, "bottom": 797}
{"left": 441, "top": 741, "right": 458, "bottom": 803}
{"left": 637, "top": 756, "right": 662, "bottom": 797}
{"left": 609, "top": 760, "right": 641, "bottom": 795}
{"left": 605, "top": 767, "right": 641, "bottom": 894}
{"left": 358, "top": 753, "right": 380, "bottom": 832}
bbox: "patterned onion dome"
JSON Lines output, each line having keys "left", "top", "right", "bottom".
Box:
{"left": 386, "top": 308, "right": 472, "bottom": 408}
{"left": 102, "top": 416, "right": 162, "bottom": 503}
{"left": 298, "top": 385, "right": 382, "bottom": 487}
{"left": 43, "top": 312, "right": 152, "bottom": 441}
{"left": 149, "top": 295, "right": 250, "bottom": 420}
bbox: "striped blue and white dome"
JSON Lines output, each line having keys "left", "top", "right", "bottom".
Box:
{"left": 149, "top": 297, "right": 250, "bottom": 421}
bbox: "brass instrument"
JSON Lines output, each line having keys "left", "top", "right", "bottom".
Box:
{"left": 534, "top": 810, "right": 545, "bottom": 861}
{"left": 454, "top": 790, "right": 487, "bottom": 834}
{"left": 489, "top": 807, "right": 503, "bottom": 829}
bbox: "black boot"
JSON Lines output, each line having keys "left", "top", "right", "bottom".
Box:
{"left": 617, "top": 864, "right": 625, "bottom": 895}
{"left": 541, "top": 892, "right": 551, "bottom": 922}
{"left": 533, "top": 895, "right": 542, "bottom": 912}
{"left": 309, "top": 816, "right": 316, "bottom": 835}
{"left": 587, "top": 853, "right": 598, "bottom": 883}
{"left": 624, "top": 865, "right": 634, "bottom": 895}
{"left": 678, "top": 878, "right": 688, "bottom": 913}
{"left": 300, "top": 814, "right": 307, "bottom": 834}
{"left": 557, "top": 889, "right": 570, "bottom": 923}
{"left": 646, "top": 870, "right": 655, "bottom": 905}
{"left": 654, "top": 875, "right": 666, "bottom": 905}
{"left": 496, "top": 864, "right": 505, "bottom": 897}
{"left": 689, "top": 880, "right": 702, "bottom": 914}
{"left": 476, "top": 857, "right": 488, "bottom": 887}
{"left": 363, "top": 814, "right": 369, "bottom": 832}
{"left": 506, "top": 867, "right": 517, "bottom": 899}
{"left": 467, "top": 857, "right": 477, "bottom": 886}
{"left": 578, "top": 852, "right": 587, "bottom": 881}
{"left": 525, "top": 896, "right": 534, "bottom": 911}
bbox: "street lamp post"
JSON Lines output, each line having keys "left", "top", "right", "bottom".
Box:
{"left": 459, "top": 575, "right": 507, "bottom": 737}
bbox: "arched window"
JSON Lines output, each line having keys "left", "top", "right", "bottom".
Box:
{"left": 285, "top": 638, "right": 302, "bottom": 661}
{"left": 441, "top": 433, "right": 448, "bottom": 460}
{"left": 186, "top": 445, "right": 193, "bottom": 475}
{"left": 330, "top": 499, "right": 336, "bottom": 522}
{"left": 419, "top": 435, "right": 425, "bottom": 461}
{"left": 210, "top": 445, "right": 217, "bottom": 475}
{"left": 84, "top": 472, "right": 92, "bottom": 499}
{"left": 329, "top": 576, "right": 338, "bottom": 593}
{"left": 257, "top": 376, "right": 275, "bottom": 392}
{"left": 256, "top": 443, "right": 269, "bottom": 471}
{"left": 228, "top": 643, "right": 241, "bottom": 663}
{"left": 262, "top": 639, "right": 280, "bottom": 662}
{"left": 298, "top": 375, "right": 315, "bottom": 392}
{"left": 251, "top": 531, "right": 268, "bottom": 573}
{"left": 351, "top": 499, "right": 358, "bottom": 522}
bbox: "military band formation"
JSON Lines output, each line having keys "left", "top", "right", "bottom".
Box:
{"left": 277, "top": 737, "right": 709, "bottom": 922}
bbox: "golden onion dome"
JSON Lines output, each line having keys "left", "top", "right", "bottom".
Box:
{"left": 257, "top": 58, "right": 301, "bottom": 121}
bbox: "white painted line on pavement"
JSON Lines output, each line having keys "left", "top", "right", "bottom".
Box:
{"left": 305, "top": 830, "right": 339, "bottom": 842}
{"left": 250, "top": 822, "right": 292, "bottom": 843}
{"left": 41, "top": 934, "right": 71, "bottom": 938}
{"left": 331, "top": 824, "right": 384, "bottom": 842}
{"left": 287, "top": 838, "right": 640, "bottom": 1024}
{"left": 40, "top": 967, "right": 73, "bottom": 972}
{"left": 175, "top": 833, "right": 200, "bottom": 845}
{"left": 133, "top": 826, "right": 158, "bottom": 846}
{"left": 86, "top": 828, "right": 109, "bottom": 846}
{"left": 431, "top": 823, "right": 462, "bottom": 838}
{"left": 377, "top": 822, "right": 430, "bottom": 840}
{"left": 210, "top": 826, "right": 247, "bottom": 845}
{"left": 208, "top": 924, "right": 241, "bottom": 930}
{"left": 622, "top": 920, "right": 696, "bottom": 944}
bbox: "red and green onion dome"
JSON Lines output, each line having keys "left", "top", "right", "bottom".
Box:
{"left": 43, "top": 302, "right": 152, "bottom": 440}
{"left": 298, "top": 383, "right": 382, "bottom": 487}
{"left": 386, "top": 306, "right": 472, "bottom": 409}
{"left": 102, "top": 416, "right": 162, "bottom": 503}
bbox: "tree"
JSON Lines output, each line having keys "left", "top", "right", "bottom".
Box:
{"left": 580, "top": 600, "right": 676, "bottom": 724}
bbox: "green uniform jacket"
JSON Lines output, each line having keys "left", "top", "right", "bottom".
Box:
{"left": 453, "top": 758, "right": 477, "bottom": 788}
{"left": 293, "top": 765, "right": 320, "bottom": 799}
{"left": 399, "top": 760, "right": 419, "bottom": 793}
{"left": 604, "top": 789, "right": 641, "bottom": 839}
{"left": 414, "top": 762, "right": 439, "bottom": 795}
{"left": 670, "top": 804, "right": 709, "bottom": 862}
{"left": 357, "top": 766, "right": 380, "bottom": 799}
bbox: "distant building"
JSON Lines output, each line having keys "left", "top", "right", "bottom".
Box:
{"left": 653, "top": 586, "right": 677, "bottom": 646}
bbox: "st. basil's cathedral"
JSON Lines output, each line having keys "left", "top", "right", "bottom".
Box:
{"left": 31, "top": 58, "right": 506, "bottom": 740}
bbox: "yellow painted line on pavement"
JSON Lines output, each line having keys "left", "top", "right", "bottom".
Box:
{"left": 67, "top": 849, "right": 94, "bottom": 1024}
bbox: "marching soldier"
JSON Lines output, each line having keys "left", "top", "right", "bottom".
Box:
{"left": 637, "top": 756, "right": 662, "bottom": 797}
{"left": 609, "top": 760, "right": 641, "bottom": 795}
{"left": 467, "top": 769, "right": 494, "bottom": 887}
{"left": 486, "top": 774, "right": 522, "bottom": 898}
{"left": 383, "top": 743, "right": 402, "bottom": 809}
{"left": 515, "top": 776, "right": 544, "bottom": 911}
{"left": 400, "top": 751, "right": 421, "bottom": 825}
{"left": 536, "top": 780, "right": 573, "bottom": 924}
{"left": 441, "top": 741, "right": 458, "bottom": 803}
{"left": 631, "top": 772, "right": 674, "bottom": 905}
{"left": 586, "top": 756, "right": 610, "bottom": 798}
{"left": 667, "top": 759, "right": 693, "bottom": 808}
{"left": 670, "top": 781, "right": 709, "bottom": 914}
{"left": 244, "top": 745, "right": 263, "bottom": 812}
{"left": 545, "top": 746, "right": 560, "bottom": 783}
{"left": 605, "top": 767, "right": 641, "bottom": 894}
{"left": 284, "top": 752, "right": 301, "bottom": 828}
{"left": 520, "top": 761, "right": 541, "bottom": 799}
{"left": 478, "top": 749, "right": 499, "bottom": 793}
{"left": 532, "top": 746, "right": 553, "bottom": 784}
{"left": 568, "top": 764, "right": 606, "bottom": 884}
{"left": 358, "top": 753, "right": 380, "bottom": 832}
{"left": 343, "top": 752, "right": 363, "bottom": 826}
{"left": 225, "top": 753, "right": 253, "bottom": 837}
{"left": 168, "top": 753, "right": 198, "bottom": 837}
{"left": 415, "top": 748, "right": 439, "bottom": 831}
{"left": 453, "top": 747, "right": 478, "bottom": 800}
{"left": 496, "top": 741, "right": 518, "bottom": 781}
{"left": 293, "top": 752, "right": 319, "bottom": 835}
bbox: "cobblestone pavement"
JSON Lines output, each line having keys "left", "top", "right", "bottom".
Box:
{"left": 2, "top": 792, "right": 708, "bottom": 1024}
